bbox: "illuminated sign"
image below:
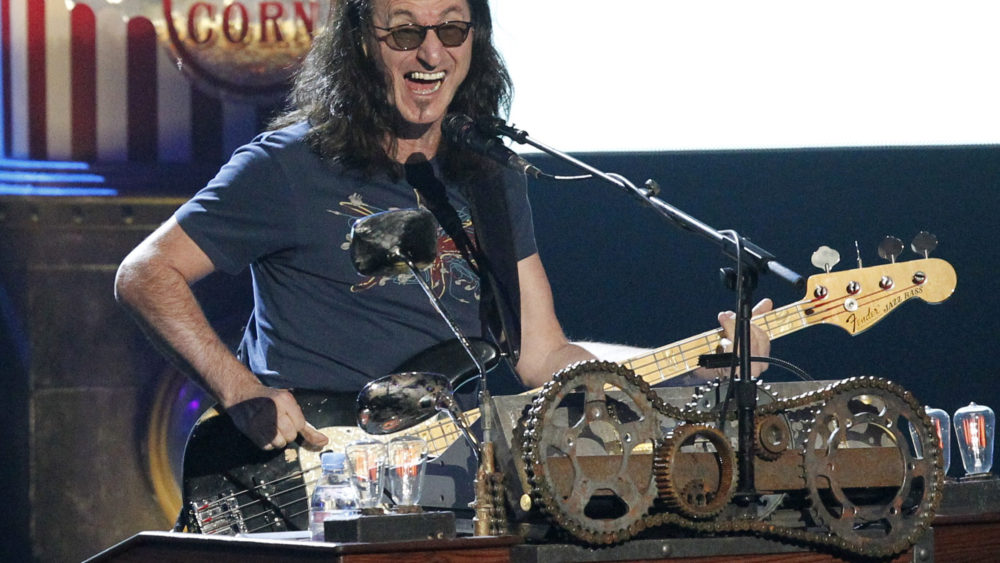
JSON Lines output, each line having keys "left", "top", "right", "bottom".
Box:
{"left": 71, "top": 0, "right": 332, "bottom": 101}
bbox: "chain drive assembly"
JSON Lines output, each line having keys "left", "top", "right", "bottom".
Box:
{"left": 519, "top": 361, "right": 943, "bottom": 559}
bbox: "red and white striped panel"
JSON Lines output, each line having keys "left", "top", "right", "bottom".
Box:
{"left": 2, "top": 0, "right": 276, "bottom": 164}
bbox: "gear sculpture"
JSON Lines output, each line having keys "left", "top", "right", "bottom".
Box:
{"left": 519, "top": 361, "right": 943, "bottom": 559}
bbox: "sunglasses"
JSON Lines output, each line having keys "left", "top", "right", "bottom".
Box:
{"left": 375, "top": 21, "right": 473, "bottom": 51}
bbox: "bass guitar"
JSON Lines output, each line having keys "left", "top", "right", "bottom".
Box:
{"left": 181, "top": 257, "right": 956, "bottom": 535}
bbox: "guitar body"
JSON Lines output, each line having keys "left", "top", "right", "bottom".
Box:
{"left": 182, "top": 391, "right": 354, "bottom": 534}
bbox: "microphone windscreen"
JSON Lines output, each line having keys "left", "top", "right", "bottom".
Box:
{"left": 441, "top": 113, "right": 474, "bottom": 145}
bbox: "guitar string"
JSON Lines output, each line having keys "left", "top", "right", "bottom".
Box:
{"left": 193, "top": 466, "right": 320, "bottom": 527}
{"left": 623, "top": 299, "right": 811, "bottom": 384}
{"left": 209, "top": 479, "right": 316, "bottom": 535}
{"left": 200, "top": 478, "right": 315, "bottom": 534}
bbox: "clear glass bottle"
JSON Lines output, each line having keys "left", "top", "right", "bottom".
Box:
{"left": 309, "top": 452, "right": 359, "bottom": 541}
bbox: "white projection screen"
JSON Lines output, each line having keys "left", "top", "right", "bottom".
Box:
{"left": 491, "top": 1, "right": 1000, "bottom": 152}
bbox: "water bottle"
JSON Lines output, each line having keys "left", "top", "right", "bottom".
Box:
{"left": 309, "top": 452, "right": 359, "bottom": 541}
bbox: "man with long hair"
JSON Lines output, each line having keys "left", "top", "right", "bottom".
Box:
{"left": 115, "top": 0, "right": 770, "bottom": 453}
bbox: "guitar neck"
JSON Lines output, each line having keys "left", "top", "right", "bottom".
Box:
{"left": 622, "top": 299, "right": 808, "bottom": 386}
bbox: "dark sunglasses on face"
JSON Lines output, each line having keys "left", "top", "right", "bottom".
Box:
{"left": 375, "top": 21, "right": 473, "bottom": 51}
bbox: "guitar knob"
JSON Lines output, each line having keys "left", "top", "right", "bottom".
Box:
{"left": 911, "top": 231, "right": 938, "bottom": 258}
{"left": 814, "top": 286, "right": 829, "bottom": 299}
{"left": 877, "top": 236, "right": 904, "bottom": 263}
{"left": 880, "top": 276, "right": 894, "bottom": 290}
{"left": 811, "top": 246, "right": 841, "bottom": 273}
{"left": 846, "top": 281, "right": 861, "bottom": 295}
{"left": 913, "top": 271, "right": 927, "bottom": 285}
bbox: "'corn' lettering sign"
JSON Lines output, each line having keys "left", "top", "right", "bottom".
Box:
{"left": 71, "top": 0, "right": 333, "bottom": 100}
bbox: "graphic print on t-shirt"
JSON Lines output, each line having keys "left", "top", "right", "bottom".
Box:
{"left": 328, "top": 190, "right": 480, "bottom": 303}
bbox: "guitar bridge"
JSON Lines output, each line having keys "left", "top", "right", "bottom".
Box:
{"left": 189, "top": 492, "right": 248, "bottom": 535}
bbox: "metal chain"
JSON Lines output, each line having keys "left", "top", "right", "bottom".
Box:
{"left": 488, "top": 471, "right": 509, "bottom": 536}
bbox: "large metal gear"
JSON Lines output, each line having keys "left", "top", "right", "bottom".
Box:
{"left": 802, "top": 377, "right": 942, "bottom": 556}
{"left": 522, "top": 361, "right": 662, "bottom": 544}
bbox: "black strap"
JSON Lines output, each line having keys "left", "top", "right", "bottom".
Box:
{"left": 405, "top": 161, "right": 481, "bottom": 274}
{"left": 404, "top": 160, "right": 521, "bottom": 363}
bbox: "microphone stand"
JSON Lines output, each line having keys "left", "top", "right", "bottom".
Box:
{"left": 391, "top": 249, "right": 504, "bottom": 534}
{"left": 499, "top": 125, "right": 804, "bottom": 497}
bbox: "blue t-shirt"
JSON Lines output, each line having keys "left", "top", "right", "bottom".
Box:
{"left": 174, "top": 122, "right": 537, "bottom": 392}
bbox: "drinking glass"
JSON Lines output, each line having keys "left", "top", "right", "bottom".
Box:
{"left": 387, "top": 435, "right": 428, "bottom": 509}
{"left": 345, "top": 439, "right": 387, "bottom": 510}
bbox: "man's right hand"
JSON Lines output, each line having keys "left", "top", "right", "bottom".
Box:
{"left": 115, "top": 219, "right": 330, "bottom": 454}
{"left": 225, "top": 385, "right": 330, "bottom": 452}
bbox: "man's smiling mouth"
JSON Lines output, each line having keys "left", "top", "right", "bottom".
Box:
{"left": 405, "top": 71, "right": 445, "bottom": 94}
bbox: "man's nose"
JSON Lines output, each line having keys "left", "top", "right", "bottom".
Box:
{"left": 417, "top": 30, "right": 445, "bottom": 67}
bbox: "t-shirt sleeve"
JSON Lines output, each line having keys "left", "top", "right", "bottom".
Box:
{"left": 174, "top": 132, "right": 297, "bottom": 275}
{"left": 504, "top": 168, "right": 539, "bottom": 260}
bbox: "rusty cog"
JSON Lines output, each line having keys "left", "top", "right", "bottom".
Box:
{"left": 802, "top": 377, "right": 942, "bottom": 557}
{"left": 654, "top": 424, "right": 737, "bottom": 520}
{"left": 522, "top": 361, "right": 662, "bottom": 544}
{"left": 755, "top": 413, "right": 792, "bottom": 461}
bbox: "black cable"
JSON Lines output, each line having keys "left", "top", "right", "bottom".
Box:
{"left": 717, "top": 230, "right": 743, "bottom": 429}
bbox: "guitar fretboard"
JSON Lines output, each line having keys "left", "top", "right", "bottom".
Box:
{"left": 623, "top": 300, "right": 809, "bottom": 385}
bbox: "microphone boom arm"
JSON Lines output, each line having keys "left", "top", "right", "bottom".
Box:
{"left": 499, "top": 126, "right": 805, "bottom": 289}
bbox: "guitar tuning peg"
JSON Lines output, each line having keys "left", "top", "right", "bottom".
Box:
{"left": 877, "top": 236, "right": 904, "bottom": 263}
{"left": 811, "top": 245, "right": 841, "bottom": 273}
{"left": 911, "top": 231, "right": 938, "bottom": 258}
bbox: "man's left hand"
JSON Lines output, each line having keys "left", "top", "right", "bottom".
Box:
{"left": 716, "top": 298, "right": 773, "bottom": 379}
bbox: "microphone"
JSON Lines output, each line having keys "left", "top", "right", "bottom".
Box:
{"left": 441, "top": 114, "right": 541, "bottom": 179}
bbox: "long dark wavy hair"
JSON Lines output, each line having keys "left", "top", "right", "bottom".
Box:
{"left": 271, "top": 0, "right": 512, "bottom": 181}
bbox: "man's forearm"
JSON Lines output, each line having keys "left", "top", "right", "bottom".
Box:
{"left": 516, "top": 341, "right": 596, "bottom": 389}
{"left": 114, "top": 258, "right": 261, "bottom": 408}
